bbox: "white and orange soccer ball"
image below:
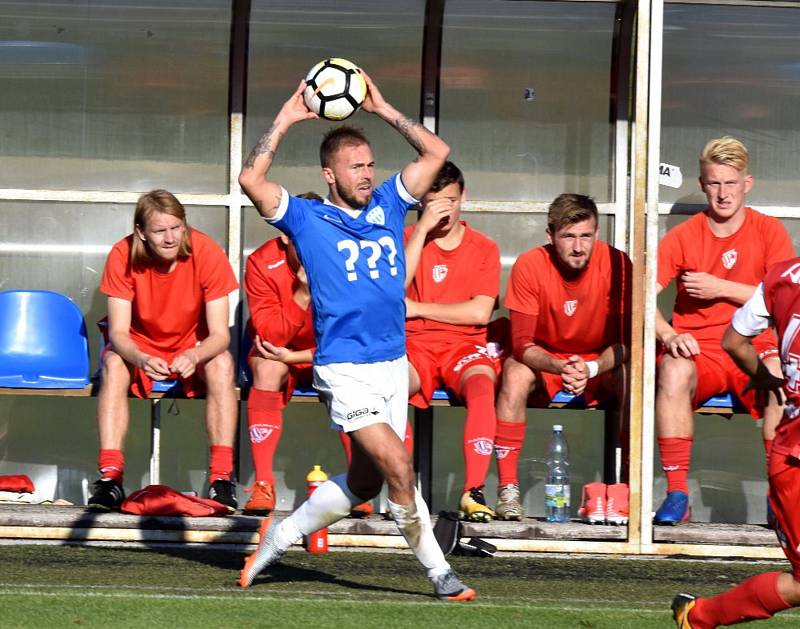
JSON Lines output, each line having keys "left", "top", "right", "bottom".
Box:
{"left": 303, "top": 58, "right": 367, "bottom": 121}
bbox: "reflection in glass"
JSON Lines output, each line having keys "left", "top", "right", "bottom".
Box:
{"left": 439, "top": 1, "right": 616, "bottom": 201}
{"left": 0, "top": 1, "right": 231, "bottom": 193}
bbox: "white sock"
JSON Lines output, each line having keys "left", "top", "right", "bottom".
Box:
{"left": 276, "top": 473, "right": 358, "bottom": 549}
{"left": 388, "top": 490, "right": 450, "bottom": 578}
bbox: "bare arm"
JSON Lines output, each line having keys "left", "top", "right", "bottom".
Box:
{"left": 238, "top": 81, "right": 318, "bottom": 219}
{"left": 253, "top": 335, "right": 314, "bottom": 365}
{"left": 655, "top": 281, "right": 701, "bottom": 357}
{"left": 359, "top": 71, "right": 449, "bottom": 199}
{"left": 403, "top": 199, "right": 451, "bottom": 288}
{"left": 406, "top": 295, "right": 495, "bottom": 326}
{"left": 682, "top": 272, "right": 757, "bottom": 304}
{"left": 722, "top": 325, "right": 784, "bottom": 403}
{"left": 107, "top": 297, "right": 171, "bottom": 380}
{"left": 170, "top": 296, "right": 231, "bottom": 378}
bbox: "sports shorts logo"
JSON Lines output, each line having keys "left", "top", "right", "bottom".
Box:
{"left": 722, "top": 248, "right": 738, "bottom": 270}
{"left": 564, "top": 300, "right": 578, "bottom": 317}
{"left": 365, "top": 206, "right": 385, "bottom": 225}
{"left": 432, "top": 264, "right": 448, "bottom": 283}
{"left": 345, "top": 407, "right": 380, "bottom": 421}
{"left": 471, "top": 438, "right": 494, "bottom": 456}
{"left": 453, "top": 345, "right": 490, "bottom": 373}
{"left": 249, "top": 424, "right": 275, "bottom": 444}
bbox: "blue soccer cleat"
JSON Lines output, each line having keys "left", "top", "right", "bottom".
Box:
{"left": 654, "top": 491, "right": 691, "bottom": 525}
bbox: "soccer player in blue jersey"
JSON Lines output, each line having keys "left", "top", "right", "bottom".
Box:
{"left": 236, "top": 72, "right": 475, "bottom": 601}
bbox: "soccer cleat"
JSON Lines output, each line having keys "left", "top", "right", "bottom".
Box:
{"left": 605, "top": 483, "right": 630, "bottom": 526}
{"left": 458, "top": 487, "right": 495, "bottom": 523}
{"left": 350, "top": 501, "right": 374, "bottom": 518}
{"left": 239, "top": 517, "right": 286, "bottom": 588}
{"left": 243, "top": 481, "right": 275, "bottom": 515}
{"left": 431, "top": 569, "right": 476, "bottom": 601}
{"left": 208, "top": 479, "right": 238, "bottom": 512}
{"left": 495, "top": 483, "right": 524, "bottom": 521}
{"left": 671, "top": 593, "right": 697, "bottom": 628}
{"left": 578, "top": 482, "right": 607, "bottom": 524}
{"left": 654, "top": 491, "right": 691, "bottom": 525}
{"left": 87, "top": 478, "right": 125, "bottom": 512}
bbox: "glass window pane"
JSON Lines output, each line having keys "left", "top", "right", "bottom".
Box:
{"left": 661, "top": 4, "right": 800, "bottom": 206}
{"left": 245, "top": 0, "right": 425, "bottom": 191}
{"left": 439, "top": 1, "right": 617, "bottom": 202}
{"left": 0, "top": 1, "right": 231, "bottom": 193}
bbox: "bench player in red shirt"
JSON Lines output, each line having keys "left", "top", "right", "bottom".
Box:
{"left": 654, "top": 137, "right": 792, "bottom": 526}
{"left": 493, "top": 193, "right": 632, "bottom": 522}
{"left": 404, "top": 162, "right": 501, "bottom": 522}
{"left": 672, "top": 258, "right": 800, "bottom": 627}
{"left": 89, "top": 190, "right": 239, "bottom": 512}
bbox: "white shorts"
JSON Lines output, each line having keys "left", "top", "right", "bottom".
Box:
{"left": 313, "top": 355, "right": 409, "bottom": 438}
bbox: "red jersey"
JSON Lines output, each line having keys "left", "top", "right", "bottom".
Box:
{"left": 245, "top": 237, "right": 315, "bottom": 350}
{"left": 99, "top": 229, "right": 238, "bottom": 356}
{"left": 658, "top": 207, "right": 793, "bottom": 344}
{"left": 504, "top": 240, "right": 631, "bottom": 354}
{"left": 405, "top": 222, "right": 500, "bottom": 343}
{"left": 732, "top": 258, "right": 800, "bottom": 459}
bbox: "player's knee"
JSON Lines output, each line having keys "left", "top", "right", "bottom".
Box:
{"left": 101, "top": 352, "right": 129, "bottom": 383}
{"left": 250, "top": 356, "right": 289, "bottom": 391}
{"left": 205, "top": 351, "right": 235, "bottom": 384}
{"left": 656, "top": 356, "right": 694, "bottom": 394}
{"left": 500, "top": 360, "right": 535, "bottom": 399}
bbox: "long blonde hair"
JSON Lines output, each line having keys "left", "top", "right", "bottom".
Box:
{"left": 131, "top": 190, "right": 192, "bottom": 267}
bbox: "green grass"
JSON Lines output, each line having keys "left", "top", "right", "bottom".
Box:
{"left": 1, "top": 544, "right": 799, "bottom": 628}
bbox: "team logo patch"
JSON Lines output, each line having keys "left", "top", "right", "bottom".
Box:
{"left": 249, "top": 424, "right": 274, "bottom": 444}
{"left": 721, "top": 248, "right": 738, "bottom": 270}
{"left": 471, "top": 438, "right": 494, "bottom": 456}
{"left": 564, "top": 300, "right": 578, "bottom": 317}
{"left": 365, "top": 206, "right": 385, "bottom": 225}
{"left": 495, "top": 446, "right": 511, "bottom": 460}
{"left": 432, "top": 264, "right": 448, "bottom": 283}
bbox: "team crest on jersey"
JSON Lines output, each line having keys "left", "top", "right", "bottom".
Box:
{"left": 563, "top": 300, "right": 578, "bottom": 317}
{"left": 432, "top": 264, "right": 448, "bottom": 283}
{"left": 365, "top": 206, "right": 385, "bottom": 225}
{"left": 722, "top": 248, "right": 738, "bottom": 270}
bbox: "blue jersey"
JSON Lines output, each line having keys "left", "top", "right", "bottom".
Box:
{"left": 270, "top": 174, "right": 416, "bottom": 365}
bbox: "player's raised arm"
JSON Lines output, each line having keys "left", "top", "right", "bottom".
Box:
{"left": 359, "top": 70, "right": 449, "bottom": 199}
{"left": 239, "top": 81, "right": 318, "bottom": 219}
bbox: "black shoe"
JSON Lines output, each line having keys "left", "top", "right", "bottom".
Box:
{"left": 208, "top": 479, "right": 237, "bottom": 512}
{"left": 87, "top": 478, "right": 125, "bottom": 512}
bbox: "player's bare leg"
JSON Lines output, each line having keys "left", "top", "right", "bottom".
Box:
{"left": 654, "top": 355, "right": 697, "bottom": 525}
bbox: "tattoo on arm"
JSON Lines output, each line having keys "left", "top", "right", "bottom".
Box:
{"left": 243, "top": 123, "right": 281, "bottom": 169}
{"left": 394, "top": 116, "right": 425, "bottom": 154}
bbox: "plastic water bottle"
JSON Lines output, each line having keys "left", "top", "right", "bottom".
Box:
{"left": 545, "top": 425, "right": 570, "bottom": 523}
{"left": 305, "top": 465, "right": 329, "bottom": 553}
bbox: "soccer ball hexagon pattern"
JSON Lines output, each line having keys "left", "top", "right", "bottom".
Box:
{"left": 303, "top": 58, "right": 367, "bottom": 121}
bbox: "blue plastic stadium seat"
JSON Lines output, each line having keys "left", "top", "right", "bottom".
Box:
{"left": 0, "top": 290, "right": 90, "bottom": 389}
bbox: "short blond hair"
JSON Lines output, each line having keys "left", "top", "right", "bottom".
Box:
{"left": 699, "top": 136, "right": 749, "bottom": 172}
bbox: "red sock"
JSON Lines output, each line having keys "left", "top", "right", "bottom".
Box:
{"left": 495, "top": 420, "right": 526, "bottom": 486}
{"left": 657, "top": 436, "right": 692, "bottom": 494}
{"left": 763, "top": 438, "right": 774, "bottom": 468}
{"left": 98, "top": 449, "right": 124, "bottom": 484}
{"left": 404, "top": 421, "right": 413, "bottom": 456}
{"left": 460, "top": 374, "right": 496, "bottom": 490}
{"left": 690, "top": 572, "right": 791, "bottom": 628}
{"left": 339, "top": 431, "right": 353, "bottom": 465}
{"left": 208, "top": 445, "right": 234, "bottom": 483}
{"left": 246, "top": 389, "right": 285, "bottom": 485}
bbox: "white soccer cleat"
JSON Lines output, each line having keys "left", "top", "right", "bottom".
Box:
{"left": 239, "top": 517, "right": 286, "bottom": 588}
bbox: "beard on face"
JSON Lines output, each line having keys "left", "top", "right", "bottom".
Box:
{"left": 336, "top": 180, "right": 371, "bottom": 210}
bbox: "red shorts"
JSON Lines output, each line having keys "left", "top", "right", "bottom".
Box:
{"left": 532, "top": 351, "right": 612, "bottom": 408}
{"left": 125, "top": 348, "right": 205, "bottom": 399}
{"left": 407, "top": 336, "right": 502, "bottom": 408}
{"left": 248, "top": 350, "right": 313, "bottom": 406}
{"left": 658, "top": 338, "right": 777, "bottom": 419}
{"left": 768, "top": 453, "right": 800, "bottom": 577}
